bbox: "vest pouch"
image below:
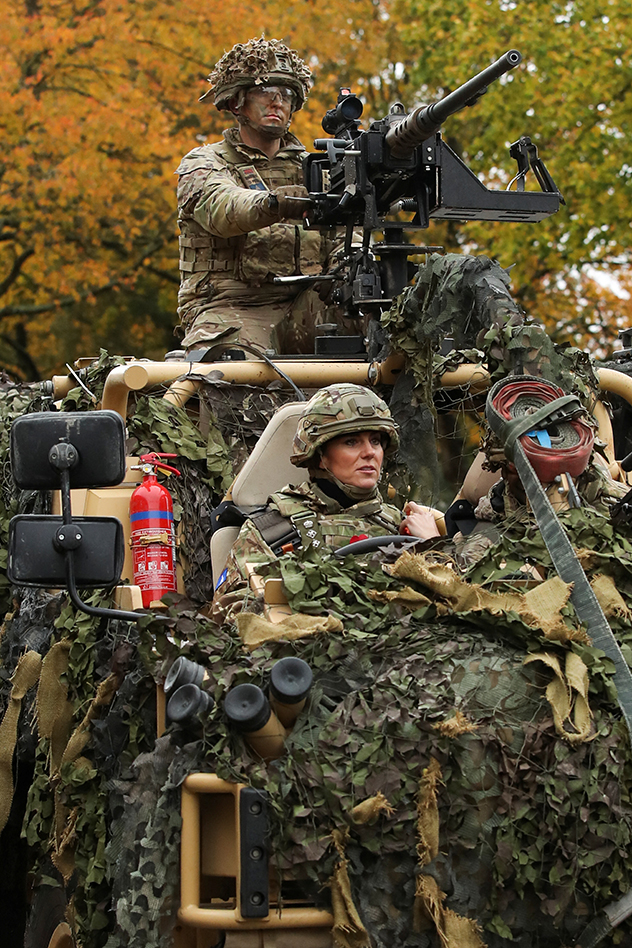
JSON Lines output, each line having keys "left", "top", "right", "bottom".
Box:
{"left": 238, "top": 223, "right": 298, "bottom": 284}
{"left": 318, "top": 514, "right": 399, "bottom": 549}
{"left": 318, "top": 517, "right": 371, "bottom": 548}
{"left": 297, "top": 228, "right": 324, "bottom": 276}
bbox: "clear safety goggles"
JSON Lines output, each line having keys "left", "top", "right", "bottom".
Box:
{"left": 248, "top": 85, "right": 295, "bottom": 106}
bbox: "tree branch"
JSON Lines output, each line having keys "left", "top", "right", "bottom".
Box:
{"left": 0, "top": 227, "right": 176, "bottom": 319}
{"left": 0, "top": 249, "right": 35, "bottom": 298}
{"left": 0, "top": 331, "right": 41, "bottom": 381}
{"left": 142, "top": 263, "right": 180, "bottom": 284}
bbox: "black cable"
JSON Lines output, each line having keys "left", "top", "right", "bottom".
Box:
{"left": 216, "top": 343, "right": 308, "bottom": 402}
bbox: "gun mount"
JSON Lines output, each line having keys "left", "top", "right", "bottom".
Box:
{"left": 298, "top": 50, "right": 564, "bottom": 316}
{"left": 304, "top": 49, "right": 562, "bottom": 233}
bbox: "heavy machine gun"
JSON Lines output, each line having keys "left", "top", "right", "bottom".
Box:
{"left": 294, "top": 50, "right": 564, "bottom": 314}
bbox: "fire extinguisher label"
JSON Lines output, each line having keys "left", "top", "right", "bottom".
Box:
{"left": 131, "top": 527, "right": 177, "bottom": 594}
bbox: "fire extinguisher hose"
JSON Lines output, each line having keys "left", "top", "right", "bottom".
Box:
{"left": 491, "top": 377, "right": 595, "bottom": 481}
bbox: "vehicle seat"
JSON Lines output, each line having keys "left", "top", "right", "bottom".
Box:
{"left": 458, "top": 452, "right": 501, "bottom": 506}
{"left": 210, "top": 401, "right": 306, "bottom": 583}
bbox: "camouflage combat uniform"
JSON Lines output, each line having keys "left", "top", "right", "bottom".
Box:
{"left": 176, "top": 128, "right": 344, "bottom": 353}
{"left": 213, "top": 479, "right": 402, "bottom": 620}
{"left": 213, "top": 383, "right": 401, "bottom": 619}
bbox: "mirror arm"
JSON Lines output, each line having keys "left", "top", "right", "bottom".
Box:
{"left": 55, "top": 466, "right": 159, "bottom": 624}
{"left": 64, "top": 549, "right": 146, "bottom": 623}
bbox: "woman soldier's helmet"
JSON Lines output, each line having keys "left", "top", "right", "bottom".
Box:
{"left": 291, "top": 384, "right": 400, "bottom": 468}
{"left": 201, "top": 37, "right": 312, "bottom": 112}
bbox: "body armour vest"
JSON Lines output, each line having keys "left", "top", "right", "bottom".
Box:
{"left": 268, "top": 481, "right": 402, "bottom": 552}
{"left": 176, "top": 129, "right": 326, "bottom": 290}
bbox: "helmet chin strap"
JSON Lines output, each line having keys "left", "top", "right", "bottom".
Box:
{"left": 317, "top": 462, "right": 380, "bottom": 502}
{"left": 237, "top": 112, "right": 291, "bottom": 139}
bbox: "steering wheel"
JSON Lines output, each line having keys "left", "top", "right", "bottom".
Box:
{"left": 333, "top": 535, "right": 419, "bottom": 558}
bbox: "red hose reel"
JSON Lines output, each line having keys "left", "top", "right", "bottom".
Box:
{"left": 491, "top": 378, "right": 595, "bottom": 483}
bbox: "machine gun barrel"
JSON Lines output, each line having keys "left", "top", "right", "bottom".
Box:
{"left": 385, "top": 49, "right": 522, "bottom": 158}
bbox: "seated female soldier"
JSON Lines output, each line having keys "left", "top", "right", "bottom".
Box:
{"left": 212, "top": 383, "right": 438, "bottom": 618}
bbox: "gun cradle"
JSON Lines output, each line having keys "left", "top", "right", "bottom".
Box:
{"left": 430, "top": 138, "right": 560, "bottom": 223}
{"left": 305, "top": 131, "right": 560, "bottom": 229}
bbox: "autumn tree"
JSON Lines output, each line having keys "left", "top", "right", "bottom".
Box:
{"left": 388, "top": 0, "right": 632, "bottom": 351}
{"left": 0, "top": 0, "right": 402, "bottom": 379}
{"left": 4, "top": 0, "right": 632, "bottom": 379}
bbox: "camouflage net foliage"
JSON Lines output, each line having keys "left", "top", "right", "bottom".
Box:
{"left": 0, "top": 258, "right": 631, "bottom": 948}
{"left": 382, "top": 253, "right": 601, "bottom": 503}
{"left": 197, "top": 380, "right": 300, "bottom": 472}
{"left": 0, "top": 353, "right": 286, "bottom": 946}
{"left": 0, "top": 357, "right": 325, "bottom": 947}
{"left": 206, "top": 35, "right": 313, "bottom": 109}
{"left": 138, "top": 519, "right": 632, "bottom": 948}
{"left": 0, "top": 376, "right": 53, "bottom": 615}
{"left": 14, "top": 595, "right": 157, "bottom": 941}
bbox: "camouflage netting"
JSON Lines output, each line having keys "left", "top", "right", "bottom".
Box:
{"left": 0, "top": 376, "right": 55, "bottom": 615}
{"left": 110, "top": 518, "right": 632, "bottom": 948}
{"left": 1, "top": 258, "right": 632, "bottom": 948}
{"left": 205, "top": 35, "right": 313, "bottom": 110}
{"left": 381, "top": 253, "right": 601, "bottom": 504}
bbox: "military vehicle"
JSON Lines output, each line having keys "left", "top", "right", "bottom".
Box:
{"left": 2, "top": 49, "right": 632, "bottom": 948}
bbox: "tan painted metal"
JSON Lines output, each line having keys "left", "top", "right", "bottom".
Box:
{"left": 51, "top": 376, "right": 77, "bottom": 400}
{"left": 591, "top": 399, "right": 616, "bottom": 466}
{"left": 179, "top": 773, "right": 334, "bottom": 931}
{"left": 47, "top": 922, "right": 74, "bottom": 948}
{"left": 163, "top": 378, "right": 203, "bottom": 410}
{"left": 375, "top": 352, "right": 404, "bottom": 385}
{"left": 438, "top": 363, "right": 492, "bottom": 392}
{"left": 435, "top": 362, "right": 632, "bottom": 410}
{"left": 351, "top": 353, "right": 490, "bottom": 391}
{"left": 114, "top": 585, "right": 144, "bottom": 611}
{"left": 49, "top": 356, "right": 632, "bottom": 422}
{"left": 224, "top": 932, "right": 333, "bottom": 947}
{"left": 597, "top": 366, "right": 632, "bottom": 403}
{"left": 100, "top": 360, "right": 377, "bottom": 419}
{"left": 156, "top": 685, "right": 166, "bottom": 739}
{"left": 239, "top": 711, "right": 287, "bottom": 763}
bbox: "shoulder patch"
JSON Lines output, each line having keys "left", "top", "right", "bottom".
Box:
{"left": 237, "top": 164, "right": 268, "bottom": 191}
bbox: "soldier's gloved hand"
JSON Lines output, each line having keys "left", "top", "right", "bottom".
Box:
{"left": 316, "top": 279, "right": 337, "bottom": 306}
{"left": 268, "top": 186, "right": 312, "bottom": 220}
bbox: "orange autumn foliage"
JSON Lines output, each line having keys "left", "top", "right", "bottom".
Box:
{"left": 3, "top": 0, "right": 632, "bottom": 379}
{"left": 0, "top": 0, "right": 404, "bottom": 378}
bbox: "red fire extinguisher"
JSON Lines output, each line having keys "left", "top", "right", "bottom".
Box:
{"left": 130, "top": 453, "right": 181, "bottom": 607}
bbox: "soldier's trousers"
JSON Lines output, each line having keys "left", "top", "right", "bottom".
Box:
{"left": 179, "top": 286, "right": 356, "bottom": 356}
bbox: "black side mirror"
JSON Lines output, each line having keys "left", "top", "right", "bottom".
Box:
{"left": 8, "top": 516, "right": 124, "bottom": 588}
{"left": 7, "top": 410, "right": 143, "bottom": 622}
{"left": 11, "top": 410, "right": 126, "bottom": 490}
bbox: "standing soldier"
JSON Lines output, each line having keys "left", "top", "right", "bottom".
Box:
{"left": 176, "top": 37, "right": 346, "bottom": 355}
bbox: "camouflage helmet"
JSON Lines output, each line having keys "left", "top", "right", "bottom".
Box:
{"left": 201, "top": 37, "right": 312, "bottom": 112}
{"left": 291, "top": 384, "right": 400, "bottom": 468}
